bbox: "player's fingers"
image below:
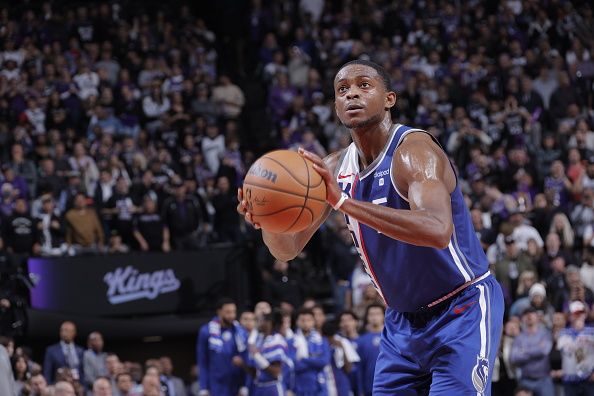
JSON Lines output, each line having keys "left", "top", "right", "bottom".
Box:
{"left": 246, "top": 212, "right": 261, "bottom": 229}
{"left": 312, "top": 162, "right": 331, "bottom": 180}
{"left": 298, "top": 147, "right": 323, "bottom": 165}
{"left": 237, "top": 188, "right": 243, "bottom": 201}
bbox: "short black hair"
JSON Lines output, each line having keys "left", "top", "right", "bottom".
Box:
{"left": 337, "top": 59, "right": 391, "bottom": 90}
{"left": 262, "top": 309, "right": 284, "bottom": 332}
{"left": 216, "top": 297, "right": 236, "bottom": 310}
{"left": 339, "top": 310, "right": 359, "bottom": 322}
{"left": 296, "top": 308, "right": 315, "bottom": 319}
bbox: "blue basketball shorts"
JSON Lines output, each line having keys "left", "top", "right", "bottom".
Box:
{"left": 373, "top": 275, "right": 504, "bottom": 395}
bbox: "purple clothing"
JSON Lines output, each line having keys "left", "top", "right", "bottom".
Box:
{"left": 268, "top": 86, "right": 297, "bottom": 120}
{"left": 510, "top": 327, "right": 553, "bottom": 380}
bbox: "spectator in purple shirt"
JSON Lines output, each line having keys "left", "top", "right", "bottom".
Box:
{"left": 510, "top": 307, "right": 555, "bottom": 396}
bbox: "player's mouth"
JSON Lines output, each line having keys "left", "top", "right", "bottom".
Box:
{"left": 345, "top": 103, "right": 365, "bottom": 114}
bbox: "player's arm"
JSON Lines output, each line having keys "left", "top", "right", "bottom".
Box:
{"left": 300, "top": 134, "right": 454, "bottom": 249}
{"left": 237, "top": 151, "right": 341, "bottom": 262}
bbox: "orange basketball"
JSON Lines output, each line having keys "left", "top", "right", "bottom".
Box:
{"left": 243, "top": 150, "right": 327, "bottom": 234}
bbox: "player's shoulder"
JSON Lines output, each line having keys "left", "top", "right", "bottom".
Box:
{"left": 395, "top": 130, "right": 442, "bottom": 157}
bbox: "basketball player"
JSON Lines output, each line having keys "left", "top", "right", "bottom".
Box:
{"left": 238, "top": 60, "right": 504, "bottom": 395}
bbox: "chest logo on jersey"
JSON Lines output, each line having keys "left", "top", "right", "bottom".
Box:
{"left": 338, "top": 173, "right": 355, "bottom": 180}
{"left": 373, "top": 169, "right": 390, "bottom": 178}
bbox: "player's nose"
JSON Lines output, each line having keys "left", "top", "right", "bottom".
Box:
{"left": 346, "top": 89, "right": 360, "bottom": 99}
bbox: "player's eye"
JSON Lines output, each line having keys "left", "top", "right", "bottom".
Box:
{"left": 360, "top": 82, "right": 371, "bottom": 88}
{"left": 338, "top": 86, "right": 348, "bottom": 93}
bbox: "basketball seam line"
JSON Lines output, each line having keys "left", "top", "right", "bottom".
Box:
{"left": 264, "top": 155, "right": 324, "bottom": 188}
{"left": 282, "top": 155, "right": 310, "bottom": 233}
{"left": 253, "top": 205, "right": 314, "bottom": 217}
{"left": 242, "top": 183, "right": 326, "bottom": 203}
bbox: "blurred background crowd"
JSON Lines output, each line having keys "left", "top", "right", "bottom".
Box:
{"left": 0, "top": 0, "right": 594, "bottom": 395}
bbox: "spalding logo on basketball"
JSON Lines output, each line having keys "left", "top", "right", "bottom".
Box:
{"left": 243, "top": 150, "right": 327, "bottom": 234}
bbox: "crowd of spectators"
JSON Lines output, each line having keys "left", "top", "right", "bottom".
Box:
{"left": 1, "top": 0, "right": 594, "bottom": 395}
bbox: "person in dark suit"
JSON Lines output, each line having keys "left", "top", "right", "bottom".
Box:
{"left": 160, "top": 355, "right": 187, "bottom": 396}
{"left": 43, "top": 321, "right": 85, "bottom": 384}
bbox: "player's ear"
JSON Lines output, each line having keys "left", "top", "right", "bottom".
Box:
{"left": 385, "top": 90, "right": 396, "bottom": 110}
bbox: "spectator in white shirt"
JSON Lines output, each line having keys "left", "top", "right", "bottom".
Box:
{"left": 73, "top": 63, "right": 99, "bottom": 100}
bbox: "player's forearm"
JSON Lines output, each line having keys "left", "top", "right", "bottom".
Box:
{"left": 341, "top": 199, "right": 452, "bottom": 249}
{"left": 262, "top": 231, "right": 301, "bottom": 262}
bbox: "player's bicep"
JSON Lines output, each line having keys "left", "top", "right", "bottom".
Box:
{"left": 393, "top": 136, "right": 454, "bottom": 226}
{"left": 407, "top": 179, "right": 453, "bottom": 224}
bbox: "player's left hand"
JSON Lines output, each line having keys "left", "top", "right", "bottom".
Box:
{"left": 298, "top": 147, "right": 342, "bottom": 208}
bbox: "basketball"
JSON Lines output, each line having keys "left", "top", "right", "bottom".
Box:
{"left": 243, "top": 150, "right": 327, "bottom": 234}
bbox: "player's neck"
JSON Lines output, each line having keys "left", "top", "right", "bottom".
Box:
{"left": 350, "top": 114, "right": 394, "bottom": 168}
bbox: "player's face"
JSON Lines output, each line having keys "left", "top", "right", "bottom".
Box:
{"left": 334, "top": 64, "right": 395, "bottom": 129}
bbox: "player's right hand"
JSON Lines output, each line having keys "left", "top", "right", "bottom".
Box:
{"left": 237, "top": 188, "right": 261, "bottom": 229}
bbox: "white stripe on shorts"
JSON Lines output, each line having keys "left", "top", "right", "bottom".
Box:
{"left": 477, "top": 284, "right": 487, "bottom": 358}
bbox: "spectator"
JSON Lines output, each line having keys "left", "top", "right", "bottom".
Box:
{"left": 1, "top": 197, "right": 38, "bottom": 254}
{"left": 510, "top": 210, "right": 544, "bottom": 252}
{"left": 83, "top": 332, "right": 108, "bottom": 390}
{"left": 142, "top": 82, "right": 170, "bottom": 135}
{"left": 211, "top": 75, "right": 245, "bottom": 120}
{"left": 321, "top": 318, "right": 360, "bottom": 396}
{"left": 0, "top": 341, "right": 15, "bottom": 396}
{"left": 104, "top": 177, "right": 137, "bottom": 246}
{"left": 162, "top": 180, "right": 206, "bottom": 250}
{"left": 12, "top": 354, "right": 30, "bottom": 395}
{"left": 55, "top": 380, "right": 77, "bottom": 396}
{"left": 133, "top": 195, "right": 169, "bottom": 252}
{"left": 548, "top": 213, "right": 575, "bottom": 250}
{"left": 263, "top": 259, "right": 304, "bottom": 309}
{"left": 509, "top": 283, "right": 554, "bottom": 327}
{"left": 69, "top": 142, "right": 100, "bottom": 196}
{"left": 537, "top": 233, "right": 573, "bottom": 281}
{"left": 357, "top": 304, "right": 385, "bottom": 396}
{"left": 510, "top": 307, "right": 554, "bottom": 396}
{"left": 29, "top": 373, "right": 48, "bottom": 396}
{"left": 8, "top": 143, "right": 37, "bottom": 197}
{"left": 211, "top": 176, "right": 239, "bottom": 243}
{"left": 571, "top": 187, "right": 594, "bottom": 248}
{"left": 64, "top": 193, "right": 104, "bottom": 254}
{"left": 159, "top": 356, "right": 187, "bottom": 396}
{"left": 201, "top": 120, "right": 225, "bottom": 174}
{"left": 115, "top": 372, "right": 134, "bottom": 396}
{"left": 93, "top": 377, "right": 113, "bottom": 396}
{"left": 494, "top": 235, "right": 536, "bottom": 304}
{"left": 1, "top": 165, "right": 29, "bottom": 200}
{"left": 292, "top": 308, "right": 330, "bottom": 396}
{"left": 197, "top": 298, "right": 246, "bottom": 396}
{"left": 582, "top": 248, "right": 594, "bottom": 294}
{"left": 131, "top": 373, "right": 161, "bottom": 396}
{"left": 43, "top": 321, "right": 85, "bottom": 384}
{"left": 493, "top": 319, "right": 520, "bottom": 396}
{"left": 556, "top": 301, "right": 594, "bottom": 395}
{"left": 35, "top": 194, "right": 67, "bottom": 256}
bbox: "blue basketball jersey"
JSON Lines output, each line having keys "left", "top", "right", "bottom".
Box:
{"left": 335, "top": 124, "right": 489, "bottom": 312}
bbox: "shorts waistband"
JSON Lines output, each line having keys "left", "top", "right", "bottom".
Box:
{"left": 401, "top": 272, "right": 491, "bottom": 326}
{"left": 425, "top": 271, "right": 490, "bottom": 309}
